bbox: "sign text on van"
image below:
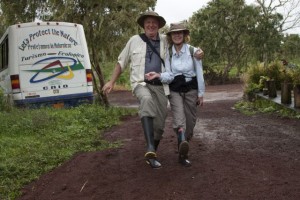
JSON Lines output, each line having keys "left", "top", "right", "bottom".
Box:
{"left": 19, "top": 28, "right": 79, "bottom": 51}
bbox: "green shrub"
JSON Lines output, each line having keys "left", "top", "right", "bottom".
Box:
{"left": 0, "top": 89, "right": 13, "bottom": 112}
{"left": 266, "top": 60, "right": 286, "bottom": 89}
{"left": 234, "top": 99, "right": 300, "bottom": 119}
{"left": 242, "top": 60, "right": 292, "bottom": 97}
{"left": 0, "top": 89, "right": 4, "bottom": 111}
{"left": 241, "top": 62, "right": 266, "bottom": 96}
{"left": 290, "top": 65, "right": 300, "bottom": 86}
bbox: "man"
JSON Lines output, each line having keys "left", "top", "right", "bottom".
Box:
{"left": 103, "top": 11, "right": 203, "bottom": 169}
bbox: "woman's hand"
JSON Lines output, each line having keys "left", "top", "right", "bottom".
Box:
{"left": 196, "top": 96, "right": 204, "bottom": 107}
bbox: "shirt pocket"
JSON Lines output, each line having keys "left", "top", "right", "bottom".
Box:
{"left": 131, "top": 48, "right": 143, "bottom": 66}
{"left": 172, "top": 57, "right": 184, "bottom": 73}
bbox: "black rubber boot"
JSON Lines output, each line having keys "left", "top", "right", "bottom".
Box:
{"left": 141, "top": 116, "right": 156, "bottom": 158}
{"left": 177, "top": 129, "right": 191, "bottom": 167}
{"left": 178, "top": 155, "right": 191, "bottom": 167}
{"left": 141, "top": 117, "right": 161, "bottom": 168}
{"left": 154, "top": 140, "right": 160, "bottom": 151}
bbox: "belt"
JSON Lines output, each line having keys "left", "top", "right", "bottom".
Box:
{"left": 145, "top": 79, "right": 162, "bottom": 86}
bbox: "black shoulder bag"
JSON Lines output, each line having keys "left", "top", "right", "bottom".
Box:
{"left": 139, "top": 33, "right": 165, "bottom": 67}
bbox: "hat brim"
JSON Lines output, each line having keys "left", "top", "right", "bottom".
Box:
{"left": 137, "top": 15, "right": 166, "bottom": 29}
{"left": 167, "top": 29, "right": 190, "bottom": 35}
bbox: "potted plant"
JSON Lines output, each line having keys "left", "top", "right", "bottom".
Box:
{"left": 265, "top": 61, "right": 282, "bottom": 98}
{"left": 280, "top": 66, "right": 293, "bottom": 104}
{"left": 291, "top": 66, "right": 300, "bottom": 108}
{"left": 259, "top": 76, "right": 270, "bottom": 96}
{"left": 267, "top": 79, "right": 277, "bottom": 98}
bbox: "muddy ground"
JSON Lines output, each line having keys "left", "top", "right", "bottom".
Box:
{"left": 19, "top": 84, "right": 300, "bottom": 200}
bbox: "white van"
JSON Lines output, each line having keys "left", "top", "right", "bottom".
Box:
{"left": 0, "top": 21, "right": 93, "bottom": 108}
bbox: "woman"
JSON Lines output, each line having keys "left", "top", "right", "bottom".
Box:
{"left": 145, "top": 22, "right": 205, "bottom": 167}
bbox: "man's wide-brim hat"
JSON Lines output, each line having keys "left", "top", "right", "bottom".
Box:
{"left": 137, "top": 11, "right": 166, "bottom": 29}
{"left": 167, "top": 22, "right": 190, "bottom": 35}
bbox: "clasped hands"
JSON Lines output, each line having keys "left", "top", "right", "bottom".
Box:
{"left": 144, "top": 72, "right": 160, "bottom": 81}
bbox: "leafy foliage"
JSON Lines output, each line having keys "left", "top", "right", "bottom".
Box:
{"left": 290, "top": 65, "right": 300, "bottom": 85}
{"left": 281, "top": 34, "right": 300, "bottom": 61}
{"left": 0, "top": 89, "right": 12, "bottom": 112}
{"left": 235, "top": 99, "right": 300, "bottom": 119}
{"left": 241, "top": 62, "right": 266, "bottom": 92}
{"left": 189, "top": 0, "right": 260, "bottom": 82}
{"left": 242, "top": 60, "right": 295, "bottom": 95}
{"left": 187, "top": 0, "right": 299, "bottom": 83}
{"left": 0, "top": 0, "right": 50, "bottom": 35}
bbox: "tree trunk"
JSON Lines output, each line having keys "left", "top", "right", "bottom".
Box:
{"left": 89, "top": 36, "right": 109, "bottom": 107}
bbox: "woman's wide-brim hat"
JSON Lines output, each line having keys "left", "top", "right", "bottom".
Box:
{"left": 167, "top": 22, "right": 190, "bottom": 35}
{"left": 137, "top": 11, "right": 166, "bottom": 29}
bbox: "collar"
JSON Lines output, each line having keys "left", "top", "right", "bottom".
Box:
{"left": 145, "top": 33, "right": 160, "bottom": 41}
{"left": 172, "top": 43, "right": 187, "bottom": 55}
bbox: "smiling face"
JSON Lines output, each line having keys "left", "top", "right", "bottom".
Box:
{"left": 170, "top": 31, "right": 184, "bottom": 45}
{"left": 143, "top": 17, "right": 159, "bottom": 39}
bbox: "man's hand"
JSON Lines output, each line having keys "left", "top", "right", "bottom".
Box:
{"left": 102, "top": 63, "right": 122, "bottom": 94}
{"left": 194, "top": 48, "right": 204, "bottom": 60}
{"left": 145, "top": 72, "right": 160, "bottom": 81}
{"left": 102, "top": 81, "right": 115, "bottom": 95}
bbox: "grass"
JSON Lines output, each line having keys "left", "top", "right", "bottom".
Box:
{"left": 234, "top": 98, "right": 300, "bottom": 119}
{"left": 0, "top": 104, "right": 137, "bottom": 199}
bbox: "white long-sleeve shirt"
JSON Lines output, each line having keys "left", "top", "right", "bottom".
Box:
{"left": 159, "top": 43, "right": 205, "bottom": 97}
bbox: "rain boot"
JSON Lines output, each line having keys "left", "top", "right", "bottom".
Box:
{"left": 177, "top": 129, "right": 191, "bottom": 167}
{"left": 141, "top": 117, "right": 161, "bottom": 169}
{"left": 154, "top": 139, "right": 160, "bottom": 151}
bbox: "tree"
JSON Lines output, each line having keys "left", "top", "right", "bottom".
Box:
{"left": 255, "top": 0, "right": 300, "bottom": 33}
{"left": 249, "top": 0, "right": 300, "bottom": 65}
{"left": 281, "top": 34, "right": 300, "bottom": 61}
{"left": 0, "top": 0, "right": 50, "bottom": 27}
{"left": 189, "top": 0, "right": 259, "bottom": 82}
{"left": 251, "top": 0, "right": 291, "bottom": 65}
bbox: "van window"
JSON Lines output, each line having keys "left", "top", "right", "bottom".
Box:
{"left": 0, "top": 36, "right": 9, "bottom": 71}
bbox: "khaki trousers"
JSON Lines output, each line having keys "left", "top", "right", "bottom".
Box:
{"left": 133, "top": 84, "right": 168, "bottom": 140}
{"left": 169, "top": 89, "right": 198, "bottom": 139}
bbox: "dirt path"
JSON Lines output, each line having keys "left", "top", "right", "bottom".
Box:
{"left": 19, "top": 84, "right": 300, "bottom": 200}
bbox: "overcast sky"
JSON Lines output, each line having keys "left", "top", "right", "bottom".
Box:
{"left": 155, "top": 0, "right": 299, "bottom": 34}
